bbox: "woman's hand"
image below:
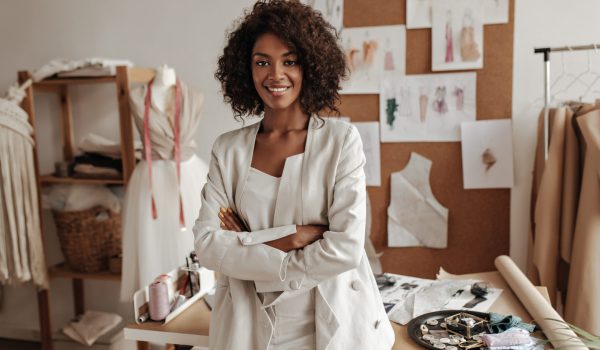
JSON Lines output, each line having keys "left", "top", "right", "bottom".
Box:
{"left": 219, "top": 207, "right": 328, "bottom": 252}
{"left": 219, "top": 207, "right": 248, "bottom": 232}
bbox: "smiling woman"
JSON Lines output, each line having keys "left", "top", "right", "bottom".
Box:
{"left": 195, "top": 1, "right": 395, "bottom": 349}
{"left": 214, "top": 0, "right": 346, "bottom": 120}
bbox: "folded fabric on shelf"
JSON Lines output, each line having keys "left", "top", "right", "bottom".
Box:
{"left": 32, "top": 58, "right": 134, "bottom": 81}
{"left": 73, "top": 163, "right": 121, "bottom": 178}
{"left": 74, "top": 153, "right": 123, "bottom": 173}
{"left": 62, "top": 310, "right": 122, "bottom": 346}
{"left": 78, "top": 133, "right": 142, "bottom": 160}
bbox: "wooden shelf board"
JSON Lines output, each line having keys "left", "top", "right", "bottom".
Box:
{"left": 40, "top": 174, "right": 124, "bottom": 185}
{"left": 48, "top": 263, "right": 121, "bottom": 281}
{"left": 33, "top": 76, "right": 117, "bottom": 86}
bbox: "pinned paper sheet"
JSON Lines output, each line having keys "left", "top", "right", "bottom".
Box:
{"left": 380, "top": 72, "right": 476, "bottom": 142}
{"left": 432, "top": 0, "right": 484, "bottom": 71}
{"left": 353, "top": 122, "right": 381, "bottom": 187}
{"left": 341, "top": 25, "right": 406, "bottom": 94}
{"left": 460, "top": 119, "right": 514, "bottom": 189}
{"left": 406, "top": 0, "right": 508, "bottom": 29}
{"left": 387, "top": 153, "right": 448, "bottom": 248}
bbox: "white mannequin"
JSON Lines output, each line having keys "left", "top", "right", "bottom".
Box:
{"left": 151, "top": 64, "right": 176, "bottom": 114}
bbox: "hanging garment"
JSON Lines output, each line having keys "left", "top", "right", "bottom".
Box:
{"left": 240, "top": 154, "right": 317, "bottom": 349}
{"left": 564, "top": 108, "right": 600, "bottom": 334}
{"left": 526, "top": 107, "right": 571, "bottom": 306}
{"left": 0, "top": 83, "right": 47, "bottom": 288}
{"left": 120, "top": 80, "right": 208, "bottom": 301}
{"left": 387, "top": 152, "right": 448, "bottom": 248}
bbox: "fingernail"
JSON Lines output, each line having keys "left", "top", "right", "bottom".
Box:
{"left": 227, "top": 208, "right": 232, "bottom": 213}
{"left": 218, "top": 212, "right": 224, "bottom": 218}
{"left": 220, "top": 207, "right": 226, "bottom": 213}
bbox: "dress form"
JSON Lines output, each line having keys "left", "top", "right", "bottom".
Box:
{"left": 151, "top": 64, "right": 176, "bottom": 117}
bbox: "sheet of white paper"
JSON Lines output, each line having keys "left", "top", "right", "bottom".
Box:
{"left": 380, "top": 72, "right": 476, "bottom": 142}
{"left": 378, "top": 273, "right": 434, "bottom": 324}
{"left": 406, "top": 0, "right": 508, "bottom": 28}
{"left": 353, "top": 122, "right": 381, "bottom": 187}
{"left": 432, "top": 0, "right": 484, "bottom": 71}
{"left": 341, "top": 25, "right": 406, "bottom": 94}
{"left": 301, "top": 0, "right": 344, "bottom": 33}
{"left": 460, "top": 119, "right": 514, "bottom": 189}
{"left": 378, "top": 273, "right": 504, "bottom": 325}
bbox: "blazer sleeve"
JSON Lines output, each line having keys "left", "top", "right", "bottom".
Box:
{"left": 193, "top": 135, "right": 297, "bottom": 281}
{"left": 255, "top": 125, "right": 367, "bottom": 293}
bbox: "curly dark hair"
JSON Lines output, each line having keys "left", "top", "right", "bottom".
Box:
{"left": 215, "top": 0, "right": 347, "bottom": 120}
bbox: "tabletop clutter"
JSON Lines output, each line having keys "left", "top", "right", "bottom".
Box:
{"left": 134, "top": 252, "right": 215, "bottom": 325}
{"left": 377, "top": 272, "right": 545, "bottom": 349}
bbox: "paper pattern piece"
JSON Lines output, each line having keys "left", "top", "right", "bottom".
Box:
{"left": 432, "top": 0, "right": 484, "bottom": 71}
{"left": 378, "top": 273, "right": 503, "bottom": 325}
{"left": 460, "top": 119, "right": 514, "bottom": 189}
{"left": 407, "top": 0, "right": 508, "bottom": 29}
{"left": 387, "top": 152, "right": 448, "bottom": 248}
{"left": 341, "top": 25, "right": 406, "bottom": 94}
{"left": 380, "top": 72, "right": 476, "bottom": 142}
{"left": 353, "top": 122, "right": 381, "bottom": 187}
{"left": 302, "top": 0, "right": 343, "bottom": 33}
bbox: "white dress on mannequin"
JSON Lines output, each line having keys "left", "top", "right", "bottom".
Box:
{"left": 120, "top": 78, "right": 208, "bottom": 301}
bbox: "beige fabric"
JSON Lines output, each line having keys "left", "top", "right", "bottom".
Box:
{"left": 193, "top": 117, "right": 394, "bottom": 350}
{"left": 0, "top": 98, "right": 47, "bottom": 288}
{"left": 528, "top": 107, "right": 570, "bottom": 305}
{"left": 129, "top": 81, "right": 203, "bottom": 161}
{"left": 564, "top": 109, "right": 600, "bottom": 334}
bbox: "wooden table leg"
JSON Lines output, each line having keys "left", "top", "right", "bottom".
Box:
{"left": 136, "top": 340, "right": 150, "bottom": 350}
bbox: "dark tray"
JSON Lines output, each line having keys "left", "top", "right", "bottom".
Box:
{"left": 406, "top": 310, "right": 491, "bottom": 349}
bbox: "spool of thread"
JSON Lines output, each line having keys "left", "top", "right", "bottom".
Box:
{"left": 149, "top": 281, "right": 170, "bottom": 321}
{"left": 154, "top": 274, "right": 174, "bottom": 300}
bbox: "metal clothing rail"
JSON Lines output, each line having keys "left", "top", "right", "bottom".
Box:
{"left": 534, "top": 43, "right": 600, "bottom": 160}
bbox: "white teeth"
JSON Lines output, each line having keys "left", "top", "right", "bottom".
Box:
{"left": 267, "top": 87, "right": 289, "bottom": 92}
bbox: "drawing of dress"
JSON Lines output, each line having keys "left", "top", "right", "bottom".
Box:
{"left": 454, "top": 86, "right": 464, "bottom": 111}
{"left": 419, "top": 87, "right": 429, "bottom": 123}
{"left": 386, "top": 98, "right": 398, "bottom": 130}
{"left": 345, "top": 38, "right": 360, "bottom": 73}
{"left": 445, "top": 10, "right": 454, "bottom": 63}
{"left": 387, "top": 152, "right": 448, "bottom": 248}
{"left": 398, "top": 86, "right": 412, "bottom": 117}
{"left": 432, "top": 86, "right": 448, "bottom": 114}
{"left": 384, "top": 38, "right": 395, "bottom": 71}
{"left": 363, "top": 39, "right": 378, "bottom": 67}
{"left": 460, "top": 9, "right": 481, "bottom": 62}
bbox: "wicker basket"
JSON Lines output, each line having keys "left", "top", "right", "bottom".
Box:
{"left": 53, "top": 207, "right": 121, "bottom": 273}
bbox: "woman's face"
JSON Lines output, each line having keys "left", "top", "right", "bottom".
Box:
{"left": 251, "top": 33, "right": 303, "bottom": 113}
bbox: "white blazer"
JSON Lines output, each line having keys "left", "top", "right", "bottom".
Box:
{"left": 193, "top": 117, "right": 395, "bottom": 350}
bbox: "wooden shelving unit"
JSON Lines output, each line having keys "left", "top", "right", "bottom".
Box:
{"left": 18, "top": 66, "right": 155, "bottom": 350}
{"left": 40, "top": 174, "right": 125, "bottom": 185}
{"left": 48, "top": 263, "right": 121, "bottom": 281}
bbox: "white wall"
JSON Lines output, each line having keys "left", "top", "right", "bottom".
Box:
{"left": 2, "top": 0, "right": 599, "bottom": 343}
{"left": 0, "top": 0, "right": 253, "bottom": 339}
{"left": 511, "top": 0, "right": 600, "bottom": 269}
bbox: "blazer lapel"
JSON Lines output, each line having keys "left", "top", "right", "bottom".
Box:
{"left": 233, "top": 121, "right": 261, "bottom": 213}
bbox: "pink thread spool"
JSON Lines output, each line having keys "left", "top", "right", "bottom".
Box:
{"left": 149, "top": 281, "right": 170, "bottom": 321}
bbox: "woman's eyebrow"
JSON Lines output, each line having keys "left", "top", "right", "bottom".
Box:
{"left": 252, "top": 51, "right": 297, "bottom": 58}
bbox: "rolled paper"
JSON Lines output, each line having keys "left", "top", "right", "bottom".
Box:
{"left": 494, "top": 255, "right": 587, "bottom": 349}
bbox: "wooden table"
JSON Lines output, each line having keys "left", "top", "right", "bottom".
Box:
{"left": 124, "top": 270, "right": 549, "bottom": 349}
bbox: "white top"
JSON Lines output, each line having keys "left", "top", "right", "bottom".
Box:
{"left": 240, "top": 153, "right": 315, "bottom": 309}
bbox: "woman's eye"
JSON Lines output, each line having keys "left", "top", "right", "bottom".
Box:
{"left": 284, "top": 60, "right": 298, "bottom": 66}
{"left": 256, "top": 60, "right": 269, "bottom": 67}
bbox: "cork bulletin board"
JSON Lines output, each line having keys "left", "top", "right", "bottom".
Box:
{"left": 339, "top": 0, "right": 514, "bottom": 278}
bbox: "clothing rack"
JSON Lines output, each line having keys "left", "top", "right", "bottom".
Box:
{"left": 534, "top": 43, "right": 600, "bottom": 160}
